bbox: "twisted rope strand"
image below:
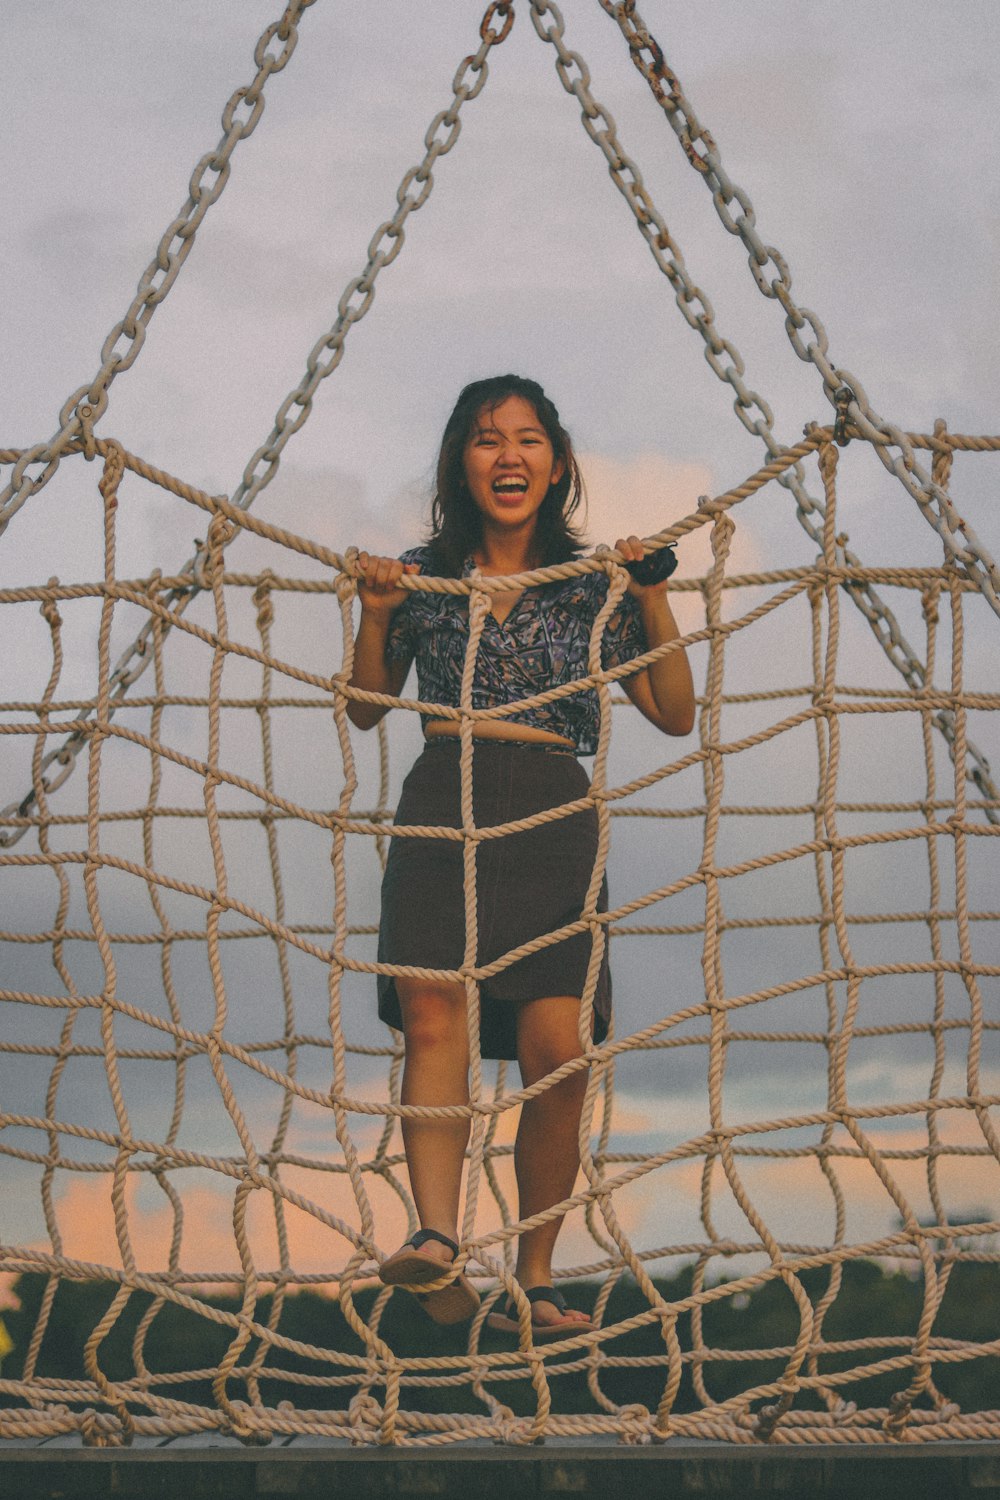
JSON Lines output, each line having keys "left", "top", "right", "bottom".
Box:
{"left": 1, "top": 431, "right": 997, "bottom": 1446}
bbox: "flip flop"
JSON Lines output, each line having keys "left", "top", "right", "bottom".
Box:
{"left": 379, "top": 1228, "right": 480, "bottom": 1326}
{"left": 486, "top": 1284, "right": 596, "bottom": 1341}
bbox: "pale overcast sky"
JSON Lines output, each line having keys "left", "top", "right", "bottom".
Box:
{"left": 5, "top": 1, "right": 999, "bottom": 558}
{"left": 3, "top": 4, "right": 998, "bottom": 1273}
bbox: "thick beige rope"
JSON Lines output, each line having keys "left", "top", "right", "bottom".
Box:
{"left": 1, "top": 431, "right": 998, "bottom": 1448}
{"left": 3, "top": 0, "right": 998, "bottom": 1447}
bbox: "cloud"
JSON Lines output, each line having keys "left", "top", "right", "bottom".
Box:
{"left": 8, "top": 1047, "right": 995, "bottom": 1305}
{"left": 580, "top": 449, "right": 762, "bottom": 632}
{"left": 4, "top": 0, "right": 999, "bottom": 1334}
{"left": 601, "top": 1104, "right": 1000, "bottom": 1269}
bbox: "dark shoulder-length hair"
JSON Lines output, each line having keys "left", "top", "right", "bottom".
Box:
{"left": 425, "top": 374, "right": 586, "bottom": 577}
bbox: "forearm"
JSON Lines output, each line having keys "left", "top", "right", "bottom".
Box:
{"left": 636, "top": 591, "right": 696, "bottom": 736}
{"left": 346, "top": 612, "right": 396, "bottom": 729}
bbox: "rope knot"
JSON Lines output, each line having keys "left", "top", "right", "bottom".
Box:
{"left": 883, "top": 1390, "right": 913, "bottom": 1435}
{"left": 336, "top": 548, "right": 362, "bottom": 607}
{"left": 80, "top": 1407, "right": 134, "bottom": 1448}
{"left": 752, "top": 1395, "right": 791, "bottom": 1442}
{"left": 468, "top": 582, "right": 491, "bottom": 621}
{"left": 710, "top": 512, "right": 736, "bottom": 557}
{"left": 253, "top": 571, "right": 275, "bottom": 628}
{"left": 931, "top": 417, "right": 954, "bottom": 489}
{"left": 226, "top": 1399, "right": 272, "bottom": 1446}
{"left": 208, "top": 510, "right": 238, "bottom": 552}
{"left": 492, "top": 1406, "right": 527, "bottom": 1445}
{"left": 922, "top": 581, "right": 942, "bottom": 625}
{"left": 618, "top": 1402, "right": 652, "bottom": 1445}
{"left": 98, "top": 441, "right": 126, "bottom": 507}
{"left": 41, "top": 577, "right": 62, "bottom": 630}
{"left": 347, "top": 1390, "right": 383, "bottom": 1445}
{"left": 819, "top": 439, "right": 839, "bottom": 482}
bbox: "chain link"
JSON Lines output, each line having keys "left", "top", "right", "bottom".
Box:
{"left": 597, "top": 0, "right": 1000, "bottom": 618}
{"left": 0, "top": 4, "right": 516, "bottom": 848}
{"left": 530, "top": 0, "right": 997, "bottom": 811}
{"left": 0, "top": 557, "right": 203, "bottom": 848}
{"left": 4, "top": 3, "right": 996, "bottom": 836}
{"left": 0, "top": 0, "right": 318, "bottom": 541}
{"left": 529, "top": 3, "right": 778, "bottom": 457}
{"left": 232, "top": 1, "right": 515, "bottom": 513}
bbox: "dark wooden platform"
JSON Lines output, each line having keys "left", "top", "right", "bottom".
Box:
{"left": 2, "top": 1437, "right": 1000, "bottom": 1500}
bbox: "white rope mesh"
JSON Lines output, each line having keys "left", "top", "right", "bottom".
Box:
{"left": 2, "top": 0, "right": 998, "bottom": 1452}
{"left": 0, "top": 431, "right": 997, "bottom": 1447}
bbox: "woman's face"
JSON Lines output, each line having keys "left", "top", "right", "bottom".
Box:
{"left": 462, "top": 395, "right": 565, "bottom": 540}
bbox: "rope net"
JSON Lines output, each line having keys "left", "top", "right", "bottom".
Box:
{"left": 2, "top": 0, "right": 999, "bottom": 1452}
{"left": 1, "top": 430, "right": 997, "bottom": 1447}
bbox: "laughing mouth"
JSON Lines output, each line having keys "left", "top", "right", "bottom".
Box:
{"left": 492, "top": 478, "right": 528, "bottom": 495}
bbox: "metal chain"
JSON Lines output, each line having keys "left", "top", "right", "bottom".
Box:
{"left": 3, "top": 3, "right": 995, "bottom": 840}
{"left": 0, "top": 562, "right": 194, "bottom": 850}
{"left": 0, "top": 0, "right": 318, "bottom": 542}
{"left": 596, "top": 0, "right": 1000, "bottom": 617}
{"left": 231, "top": 0, "right": 515, "bottom": 514}
{"left": 0, "top": 3, "right": 516, "bottom": 850}
{"left": 528, "top": 1, "right": 775, "bottom": 443}
{"left": 528, "top": 0, "right": 998, "bottom": 816}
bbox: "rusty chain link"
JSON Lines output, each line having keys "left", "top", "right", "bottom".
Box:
{"left": 0, "top": 0, "right": 319, "bottom": 541}
{"left": 529, "top": 1, "right": 775, "bottom": 446}
{"left": 596, "top": 0, "right": 1000, "bottom": 617}
{"left": 529, "top": 0, "right": 997, "bottom": 815}
{"left": 2, "top": 8, "right": 999, "bottom": 1442}
{"left": 3, "top": 430, "right": 1000, "bottom": 1441}
{"left": 3, "top": 1, "right": 995, "bottom": 838}
{"left": 0, "top": 4, "right": 515, "bottom": 849}
{"left": 231, "top": 0, "right": 515, "bottom": 514}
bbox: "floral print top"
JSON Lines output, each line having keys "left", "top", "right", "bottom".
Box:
{"left": 384, "top": 546, "right": 646, "bottom": 756}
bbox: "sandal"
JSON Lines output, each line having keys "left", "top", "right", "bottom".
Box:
{"left": 486, "top": 1284, "right": 596, "bottom": 1341}
{"left": 379, "top": 1228, "right": 480, "bottom": 1326}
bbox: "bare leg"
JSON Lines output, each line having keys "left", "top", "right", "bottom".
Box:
{"left": 396, "top": 979, "right": 469, "bottom": 1267}
{"left": 513, "top": 995, "right": 592, "bottom": 1327}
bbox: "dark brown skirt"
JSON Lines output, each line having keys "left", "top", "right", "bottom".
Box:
{"left": 377, "top": 740, "right": 611, "bottom": 1060}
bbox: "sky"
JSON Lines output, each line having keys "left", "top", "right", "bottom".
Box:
{"left": 2, "top": 2, "right": 999, "bottom": 1299}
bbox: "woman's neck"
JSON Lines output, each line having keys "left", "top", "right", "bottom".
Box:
{"left": 474, "top": 527, "right": 539, "bottom": 576}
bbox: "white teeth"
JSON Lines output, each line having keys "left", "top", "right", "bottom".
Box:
{"left": 493, "top": 479, "right": 527, "bottom": 493}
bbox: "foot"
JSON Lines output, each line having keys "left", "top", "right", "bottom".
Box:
{"left": 522, "top": 1288, "right": 592, "bottom": 1332}
{"left": 486, "top": 1283, "right": 596, "bottom": 1340}
{"left": 380, "top": 1229, "right": 480, "bottom": 1326}
{"left": 416, "top": 1238, "right": 455, "bottom": 1267}
{"left": 380, "top": 1227, "right": 458, "bottom": 1282}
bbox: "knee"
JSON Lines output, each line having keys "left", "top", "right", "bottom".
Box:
{"left": 519, "top": 1032, "right": 588, "bottom": 1089}
{"left": 399, "top": 987, "right": 468, "bottom": 1058}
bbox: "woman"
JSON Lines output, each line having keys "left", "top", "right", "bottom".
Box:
{"left": 347, "top": 375, "right": 694, "bottom": 1337}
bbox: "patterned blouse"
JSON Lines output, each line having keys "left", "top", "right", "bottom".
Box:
{"left": 384, "top": 546, "right": 646, "bottom": 756}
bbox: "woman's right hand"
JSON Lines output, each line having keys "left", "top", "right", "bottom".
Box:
{"left": 355, "top": 553, "right": 420, "bottom": 616}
